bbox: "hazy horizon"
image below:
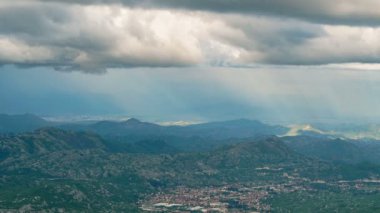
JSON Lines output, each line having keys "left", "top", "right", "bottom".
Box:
{"left": 2, "top": 66, "right": 380, "bottom": 125}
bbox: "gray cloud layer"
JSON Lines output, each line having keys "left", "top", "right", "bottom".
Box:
{"left": 0, "top": 1, "right": 379, "bottom": 72}
{"left": 41, "top": 0, "right": 380, "bottom": 26}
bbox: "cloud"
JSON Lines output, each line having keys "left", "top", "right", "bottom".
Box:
{"left": 0, "top": 1, "right": 379, "bottom": 72}
{"left": 0, "top": 2, "right": 207, "bottom": 72}
{"left": 40, "top": 0, "right": 380, "bottom": 26}
{"left": 222, "top": 18, "right": 380, "bottom": 65}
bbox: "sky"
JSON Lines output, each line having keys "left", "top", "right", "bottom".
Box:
{"left": 1, "top": 0, "right": 380, "bottom": 124}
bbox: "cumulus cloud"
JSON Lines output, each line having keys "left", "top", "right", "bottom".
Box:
{"left": 0, "top": 2, "right": 209, "bottom": 72}
{"left": 0, "top": 1, "right": 379, "bottom": 72}
{"left": 221, "top": 18, "right": 380, "bottom": 65}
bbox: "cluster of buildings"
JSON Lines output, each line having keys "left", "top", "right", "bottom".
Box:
{"left": 140, "top": 185, "right": 270, "bottom": 212}
{"left": 140, "top": 177, "right": 380, "bottom": 212}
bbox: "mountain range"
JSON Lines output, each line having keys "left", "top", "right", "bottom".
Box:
{"left": 2, "top": 114, "right": 380, "bottom": 211}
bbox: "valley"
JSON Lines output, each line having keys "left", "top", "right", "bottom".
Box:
{"left": 1, "top": 115, "right": 380, "bottom": 212}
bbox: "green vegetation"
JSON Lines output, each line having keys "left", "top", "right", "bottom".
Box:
{"left": 2, "top": 125, "right": 380, "bottom": 212}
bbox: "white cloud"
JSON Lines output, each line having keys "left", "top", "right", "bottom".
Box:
{"left": 327, "top": 63, "right": 380, "bottom": 71}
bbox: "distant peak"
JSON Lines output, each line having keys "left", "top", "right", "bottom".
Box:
{"left": 125, "top": 118, "right": 142, "bottom": 124}
{"left": 236, "top": 118, "right": 261, "bottom": 123}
